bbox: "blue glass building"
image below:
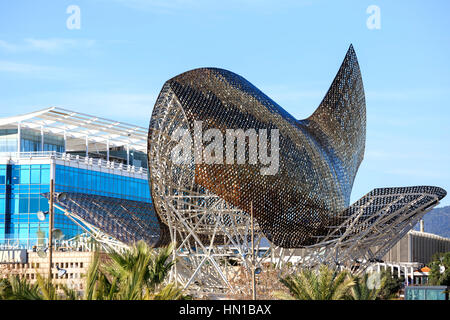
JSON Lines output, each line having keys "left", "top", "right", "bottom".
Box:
{"left": 0, "top": 107, "right": 150, "bottom": 249}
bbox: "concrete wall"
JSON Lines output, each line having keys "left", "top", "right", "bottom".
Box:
{"left": 0, "top": 251, "right": 95, "bottom": 291}
{"left": 383, "top": 231, "right": 450, "bottom": 264}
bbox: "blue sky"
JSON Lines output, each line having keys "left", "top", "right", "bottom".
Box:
{"left": 0, "top": 0, "right": 449, "bottom": 206}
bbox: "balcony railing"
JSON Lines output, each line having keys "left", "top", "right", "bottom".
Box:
{"left": 0, "top": 237, "right": 100, "bottom": 252}
{"left": 0, "top": 151, "right": 148, "bottom": 175}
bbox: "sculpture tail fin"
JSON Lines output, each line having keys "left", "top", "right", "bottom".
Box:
{"left": 308, "top": 44, "right": 366, "bottom": 187}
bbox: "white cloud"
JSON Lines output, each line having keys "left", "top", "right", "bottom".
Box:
{"left": 113, "top": 0, "right": 195, "bottom": 9}
{"left": 0, "top": 38, "right": 96, "bottom": 54}
{"left": 0, "top": 59, "right": 86, "bottom": 81}
{"left": 107, "top": 0, "right": 313, "bottom": 14}
{"left": 104, "top": 0, "right": 200, "bottom": 14}
{"left": 0, "top": 60, "right": 54, "bottom": 74}
{"left": 0, "top": 40, "right": 17, "bottom": 51}
{"left": 25, "top": 38, "right": 95, "bottom": 53}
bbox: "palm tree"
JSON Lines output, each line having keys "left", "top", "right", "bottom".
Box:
{"left": 144, "top": 282, "right": 186, "bottom": 300}
{"left": 348, "top": 273, "right": 378, "bottom": 300}
{"left": 83, "top": 251, "right": 117, "bottom": 300}
{"left": 274, "top": 265, "right": 355, "bottom": 300}
{"left": 0, "top": 241, "right": 184, "bottom": 300}
{"left": 147, "top": 243, "right": 176, "bottom": 290}
{"left": 377, "top": 269, "right": 403, "bottom": 300}
{"left": 0, "top": 278, "right": 13, "bottom": 299}
{"left": 1, "top": 275, "right": 42, "bottom": 300}
{"left": 82, "top": 241, "right": 185, "bottom": 300}
{"left": 0, "top": 274, "right": 79, "bottom": 300}
{"left": 35, "top": 273, "right": 59, "bottom": 300}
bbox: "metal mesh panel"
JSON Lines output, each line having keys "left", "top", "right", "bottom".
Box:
{"left": 321, "top": 186, "right": 446, "bottom": 245}
{"left": 43, "top": 192, "right": 170, "bottom": 247}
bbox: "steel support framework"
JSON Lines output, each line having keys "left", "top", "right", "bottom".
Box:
{"left": 146, "top": 182, "right": 445, "bottom": 294}
{"left": 272, "top": 188, "right": 444, "bottom": 275}
{"left": 161, "top": 192, "right": 272, "bottom": 294}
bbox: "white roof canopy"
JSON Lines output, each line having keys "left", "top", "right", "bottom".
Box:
{"left": 0, "top": 107, "right": 148, "bottom": 153}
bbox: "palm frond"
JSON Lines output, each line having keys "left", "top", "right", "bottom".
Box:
{"left": 148, "top": 283, "right": 187, "bottom": 300}
{"left": 279, "top": 265, "right": 355, "bottom": 300}
{"left": 84, "top": 251, "right": 101, "bottom": 300}
{"left": 35, "top": 273, "right": 59, "bottom": 300}
{"left": 7, "top": 275, "right": 42, "bottom": 300}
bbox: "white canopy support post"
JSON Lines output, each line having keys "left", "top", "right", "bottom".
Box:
{"left": 126, "top": 144, "right": 130, "bottom": 166}
{"left": 63, "top": 130, "right": 67, "bottom": 153}
{"left": 106, "top": 139, "right": 110, "bottom": 162}
{"left": 17, "top": 121, "right": 21, "bottom": 154}
{"left": 85, "top": 135, "right": 89, "bottom": 157}
{"left": 40, "top": 125, "right": 44, "bottom": 152}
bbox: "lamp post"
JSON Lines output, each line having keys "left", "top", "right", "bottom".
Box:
{"left": 48, "top": 178, "right": 54, "bottom": 279}
{"left": 250, "top": 201, "right": 256, "bottom": 300}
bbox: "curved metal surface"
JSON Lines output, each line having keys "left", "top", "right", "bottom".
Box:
{"left": 148, "top": 45, "right": 367, "bottom": 247}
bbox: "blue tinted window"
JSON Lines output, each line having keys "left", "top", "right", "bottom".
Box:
{"left": 19, "top": 197, "right": 28, "bottom": 213}
{"left": 40, "top": 198, "right": 48, "bottom": 211}
{"left": 41, "top": 167, "right": 50, "bottom": 183}
{"left": 54, "top": 164, "right": 150, "bottom": 202}
{"left": 10, "top": 197, "right": 19, "bottom": 213}
{"left": 0, "top": 167, "right": 6, "bottom": 184}
{"left": 20, "top": 167, "right": 30, "bottom": 184}
{"left": 31, "top": 169, "right": 40, "bottom": 184}
{"left": 0, "top": 197, "right": 5, "bottom": 214}
{"left": 3, "top": 163, "right": 151, "bottom": 249}
{"left": 11, "top": 168, "right": 20, "bottom": 184}
{"left": 18, "top": 225, "right": 28, "bottom": 238}
{"left": 29, "top": 198, "right": 39, "bottom": 212}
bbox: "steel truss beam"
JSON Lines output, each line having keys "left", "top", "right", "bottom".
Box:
{"left": 153, "top": 185, "right": 444, "bottom": 295}
{"left": 275, "top": 190, "right": 443, "bottom": 275}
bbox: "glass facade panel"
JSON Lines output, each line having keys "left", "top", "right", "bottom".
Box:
{"left": 0, "top": 164, "right": 50, "bottom": 247}
{"left": 20, "top": 167, "right": 30, "bottom": 184}
{"left": 0, "top": 128, "right": 65, "bottom": 154}
{"left": 0, "top": 166, "right": 6, "bottom": 184}
{"left": 30, "top": 167, "right": 40, "bottom": 184}
{"left": 20, "top": 129, "right": 40, "bottom": 152}
{"left": 0, "top": 162, "right": 150, "bottom": 248}
{"left": 0, "top": 129, "right": 18, "bottom": 152}
{"left": 42, "top": 133, "right": 64, "bottom": 153}
{"left": 405, "top": 287, "right": 448, "bottom": 300}
{"left": 0, "top": 165, "right": 6, "bottom": 239}
{"left": 54, "top": 165, "right": 150, "bottom": 202}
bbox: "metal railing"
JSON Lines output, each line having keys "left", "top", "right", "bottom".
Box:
{"left": 0, "top": 151, "right": 148, "bottom": 175}
{"left": 0, "top": 236, "right": 100, "bottom": 252}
